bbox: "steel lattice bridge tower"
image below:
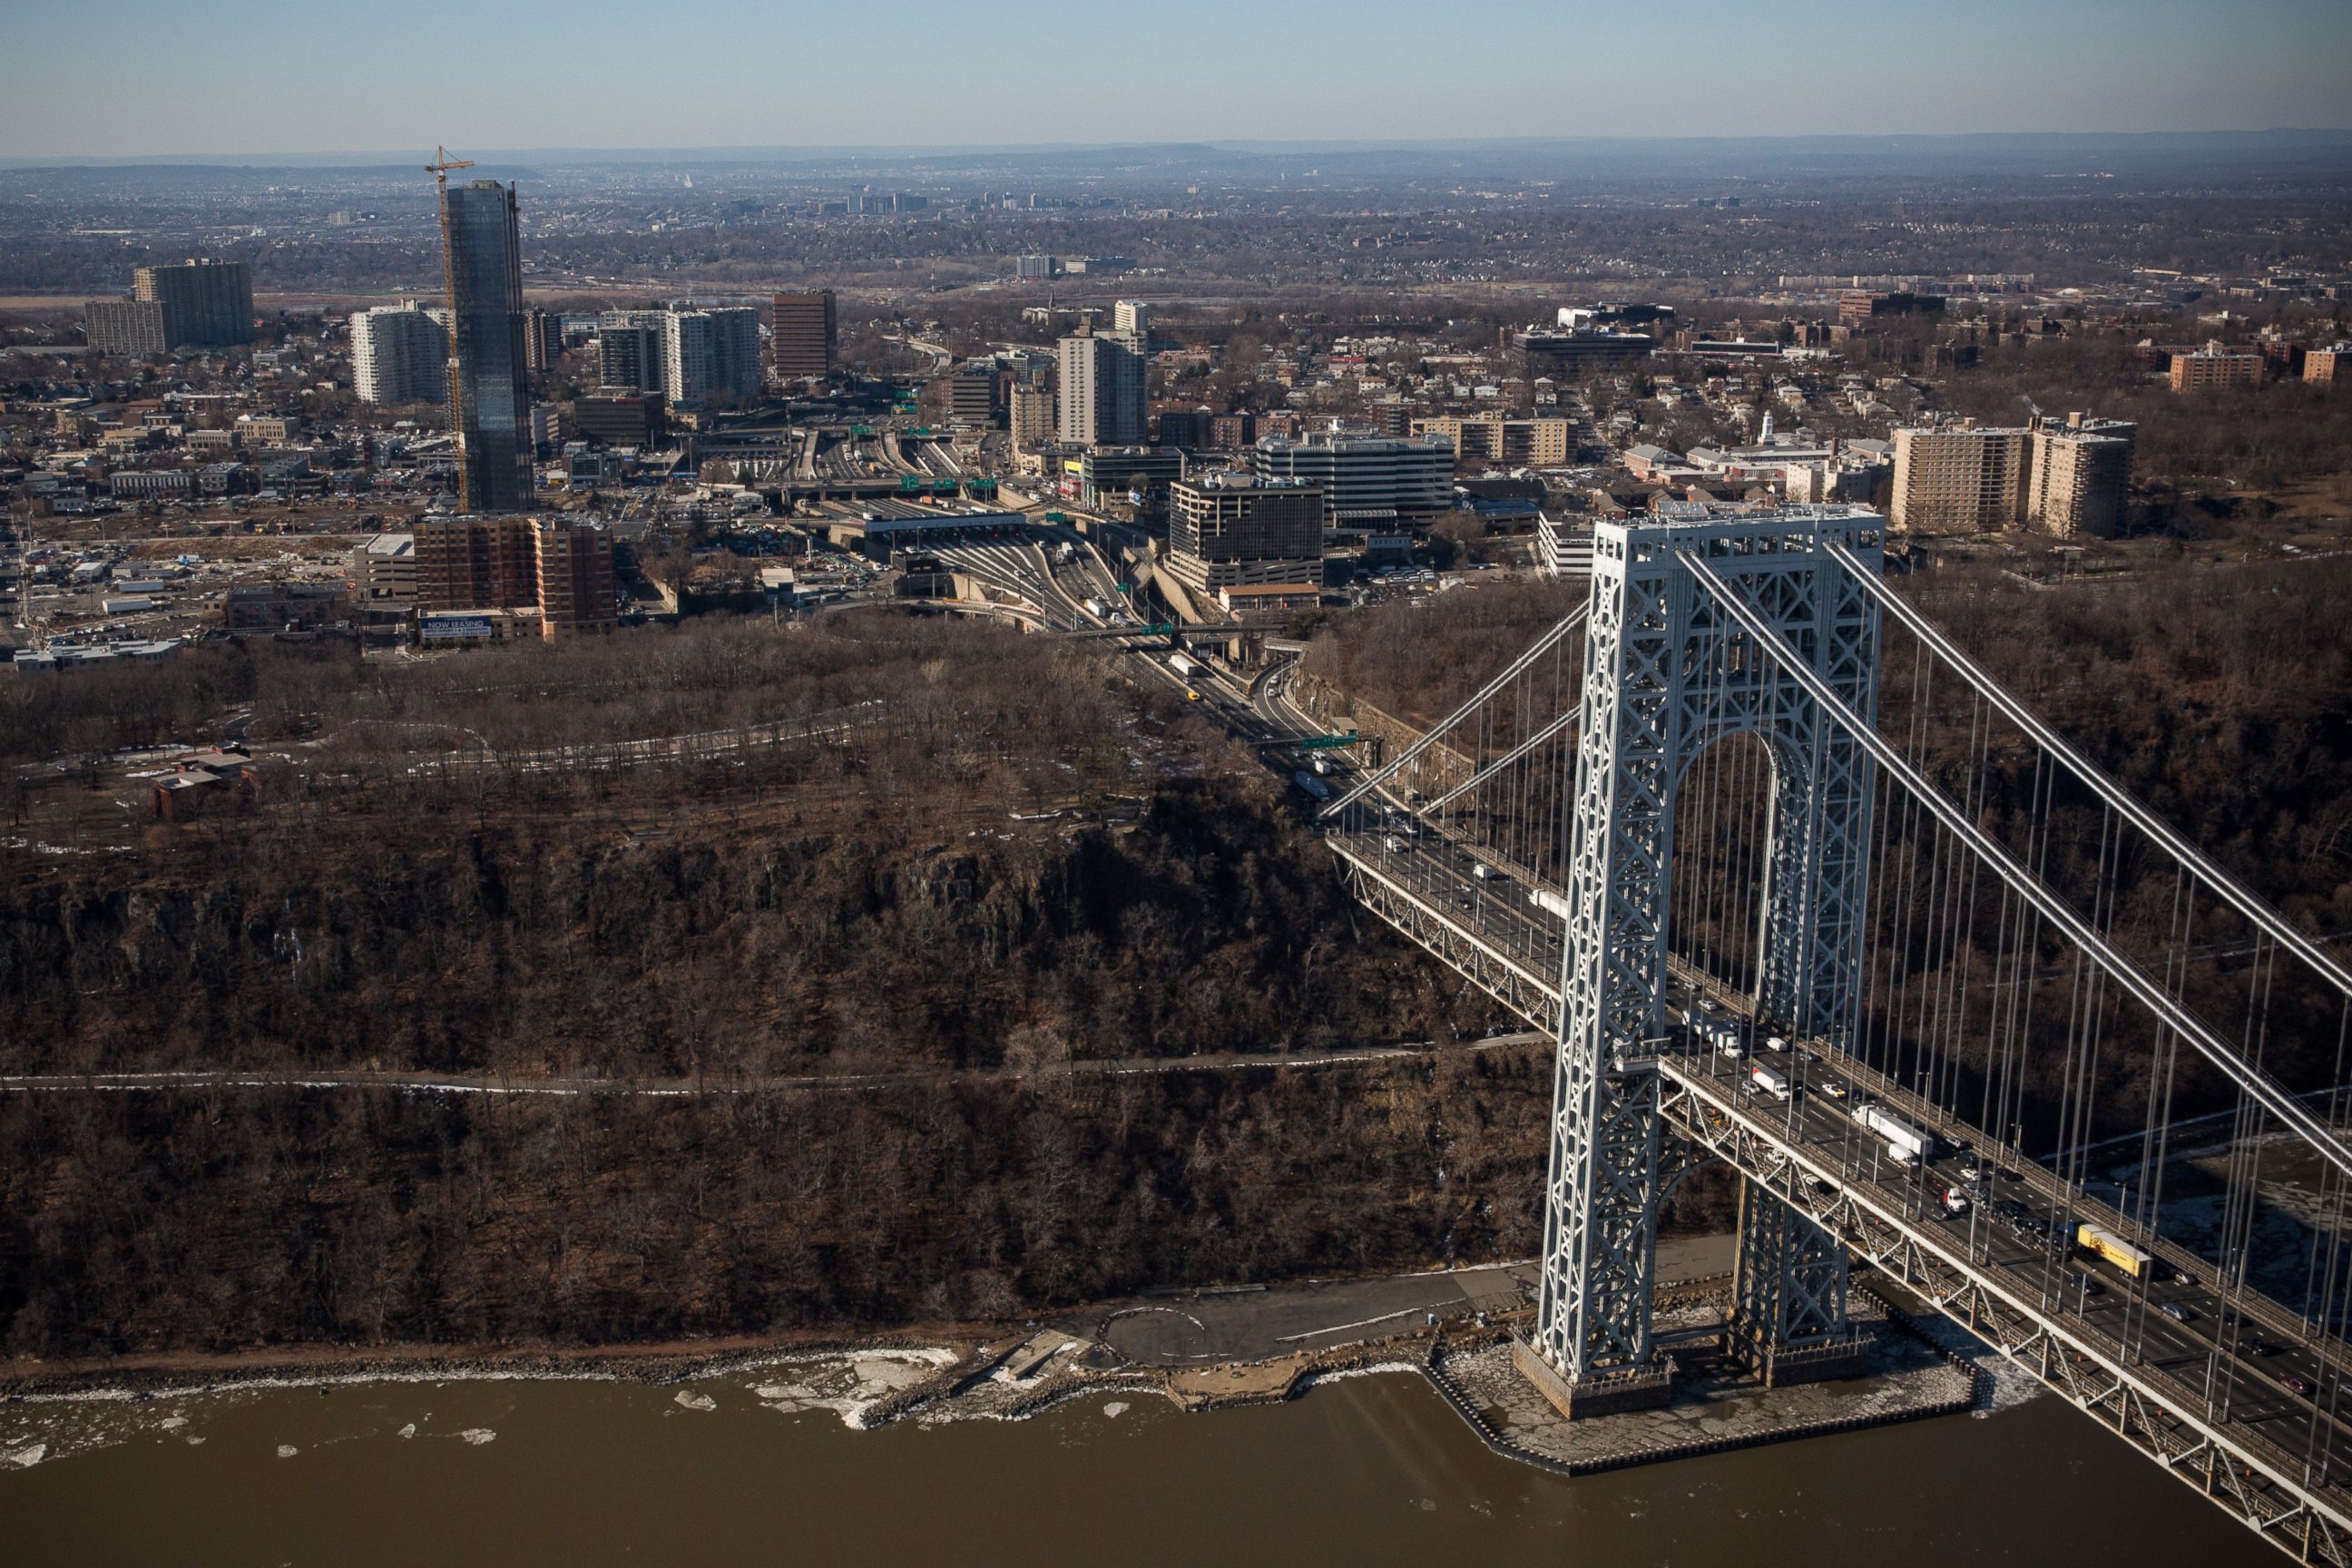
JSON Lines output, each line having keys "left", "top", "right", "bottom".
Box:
{"left": 1314, "top": 504, "right": 2352, "bottom": 1563}
{"left": 1532, "top": 509, "right": 1882, "bottom": 1408}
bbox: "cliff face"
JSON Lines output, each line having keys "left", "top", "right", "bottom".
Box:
{"left": 0, "top": 1054, "right": 1568, "bottom": 1358}
{"left": 2, "top": 777, "right": 1494, "bottom": 1080}
{"left": 0, "top": 769, "right": 1575, "bottom": 1359}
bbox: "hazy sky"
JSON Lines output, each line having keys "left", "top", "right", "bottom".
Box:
{"left": 3, "top": 0, "right": 2347, "bottom": 159}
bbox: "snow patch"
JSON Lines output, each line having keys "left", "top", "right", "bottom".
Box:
{"left": 1883, "top": 1307, "right": 2045, "bottom": 1414}
{"left": 1293, "top": 1361, "right": 1422, "bottom": 1392}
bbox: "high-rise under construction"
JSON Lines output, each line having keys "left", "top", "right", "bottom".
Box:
{"left": 439, "top": 178, "right": 533, "bottom": 512}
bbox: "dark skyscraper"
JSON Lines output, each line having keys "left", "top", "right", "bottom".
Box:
{"left": 770, "top": 289, "right": 836, "bottom": 379}
{"left": 439, "top": 178, "right": 532, "bottom": 512}
{"left": 133, "top": 260, "right": 254, "bottom": 347}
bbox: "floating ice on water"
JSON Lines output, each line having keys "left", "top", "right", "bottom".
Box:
{"left": 4, "top": 1443, "right": 45, "bottom": 1469}
{"left": 397, "top": 1424, "right": 416, "bottom": 1439}
{"left": 1102, "top": 1401, "right": 1130, "bottom": 1419}
{"left": 157, "top": 1416, "right": 187, "bottom": 1432}
{"left": 674, "top": 1391, "right": 717, "bottom": 1411}
{"left": 458, "top": 1429, "right": 495, "bottom": 1446}
{"left": 276, "top": 1445, "right": 299, "bottom": 1458}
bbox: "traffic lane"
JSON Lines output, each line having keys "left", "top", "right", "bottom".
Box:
{"left": 1357, "top": 835, "right": 1563, "bottom": 969}
{"left": 1390, "top": 889, "right": 2352, "bottom": 1469}
{"left": 1688, "top": 1033, "right": 2347, "bottom": 1364}
{"left": 1681, "top": 1054, "right": 2347, "bottom": 1464}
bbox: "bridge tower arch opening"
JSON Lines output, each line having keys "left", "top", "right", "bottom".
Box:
{"left": 1531, "top": 510, "right": 1885, "bottom": 1412}
{"left": 1669, "top": 729, "right": 1782, "bottom": 1006}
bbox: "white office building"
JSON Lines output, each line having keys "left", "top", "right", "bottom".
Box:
{"left": 1252, "top": 429, "right": 1455, "bottom": 534}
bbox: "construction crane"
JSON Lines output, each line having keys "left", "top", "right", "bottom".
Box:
{"left": 425, "top": 149, "right": 474, "bottom": 476}
{"left": 424, "top": 145, "right": 474, "bottom": 196}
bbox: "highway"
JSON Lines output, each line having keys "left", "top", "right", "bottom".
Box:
{"left": 1666, "top": 1041, "right": 2352, "bottom": 1534}
{"left": 1325, "top": 780, "right": 2352, "bottom": 1544}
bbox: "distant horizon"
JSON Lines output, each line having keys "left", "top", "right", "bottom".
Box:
{"left": 6, "top": 126, "right": 2351, "bottom": 173}
{"left": 5, "top": 0, "right": 2349, "bottom": 158}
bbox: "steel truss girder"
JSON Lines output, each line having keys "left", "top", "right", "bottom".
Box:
{"left": 1334, "top": 846, "right": 1557, "bottom": 1030}
{"left": 1540, "top": 516, "right": 1884, "bottom": 1386}
{"left": 1658, "top": 1065, "right": 2352, "bottom": 1567}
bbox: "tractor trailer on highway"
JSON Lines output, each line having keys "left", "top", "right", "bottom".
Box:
{"left": 2076, "top": 1223, "right": 2156, "bottom": 1280}
{"left": 1858, "top": 1103, "right": 1935, "bottom": 1164}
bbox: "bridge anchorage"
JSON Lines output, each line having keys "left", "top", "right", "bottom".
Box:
{"left": 1320, "top": 505, "right": 2352, "bottom": 1563}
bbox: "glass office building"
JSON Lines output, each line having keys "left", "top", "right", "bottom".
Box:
{"left": 441, "top": 180, "right": 532, "bottom": 512}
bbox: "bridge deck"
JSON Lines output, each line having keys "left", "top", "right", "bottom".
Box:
{"left": 1332, "top": 817, "right": 2352, "bottom": 1563}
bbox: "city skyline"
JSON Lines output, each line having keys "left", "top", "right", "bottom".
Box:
{"left": 2, "top": 0, "right": 2348, "bottom": 159}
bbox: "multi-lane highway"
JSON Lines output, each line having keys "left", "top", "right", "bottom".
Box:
{"left": 1322, "top": 765, "right": 2352, "bottom": 1544}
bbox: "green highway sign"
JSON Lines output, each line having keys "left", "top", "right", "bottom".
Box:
{"left": 1298, "top": 731, "right": 1361, "bottom": 750}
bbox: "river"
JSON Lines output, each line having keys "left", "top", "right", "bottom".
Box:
{"left": 3, "top": 1361, "right": 2281, "bottom": 1565}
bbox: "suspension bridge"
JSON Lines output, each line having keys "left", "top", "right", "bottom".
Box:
{"left": 1315, "top": 505, "right": 2352, "bottom": 1563}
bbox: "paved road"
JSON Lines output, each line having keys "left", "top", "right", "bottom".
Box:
{"left": 0, "top": 1033, "right": 1551, "bottom": 1101}
{"left": 1062, "top": 1234, "right": 1734, "bottom": 1367}
{"left": 1333, "top": 808, "right": 2352, "bottom": 1505}
{"left": 1666, "top": 1041, "right": 2352, "bottom": 1505}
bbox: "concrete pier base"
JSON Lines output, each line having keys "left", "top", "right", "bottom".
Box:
{"left": 1739, "top": 1332, "right": 1875, "bottom": 1388}
{"left": 1511, "top": 1337, "right": 1674, "bottom": 1419}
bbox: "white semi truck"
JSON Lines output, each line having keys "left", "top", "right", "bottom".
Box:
{"left": 1858, "top": 1102, "right": 1935, "bottom": 1164}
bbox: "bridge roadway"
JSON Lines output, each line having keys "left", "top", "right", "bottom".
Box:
{"left": 1331, "top": 814, "right": 2352, "bottom": 1562}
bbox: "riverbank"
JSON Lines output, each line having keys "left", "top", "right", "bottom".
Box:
{"left": 0, "top": 1237, "right": 1734, "bottom": 1403}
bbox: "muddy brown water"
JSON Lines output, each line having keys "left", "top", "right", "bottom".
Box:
{"left": 2, "top": 1369, "right": 2280, "bottom": 1565}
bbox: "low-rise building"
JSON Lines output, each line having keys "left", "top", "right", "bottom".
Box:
{"left": 1217, "top": 582, "right": 1322, "bottom": 621}
{"left": 352, "top": 532, "right": 417, "bottom": 608}
{"left": 108, "top": 469, "right": 192, "bottom": 499}
{"left": 222, "top": 581, "right": 350, "bottom": 632}
{"left": 2170, "top": 341, "right": 2265, "bottom": 391}
{"left": 2304, "top": 343, "right": 2351, "bottom": 384}
{"left": 1411, "top": 414, "right": 1576, "bottom": 466}
{"left": 1252, "top": 430, "right": 1453, "bottom": 534}
{"left": 1075, "top": 446, "right": 1184, "bottom": 510}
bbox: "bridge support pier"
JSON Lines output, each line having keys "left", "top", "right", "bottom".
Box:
{"left": 1728, "top": 1175, "right": 1871, "bottom": 1387}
